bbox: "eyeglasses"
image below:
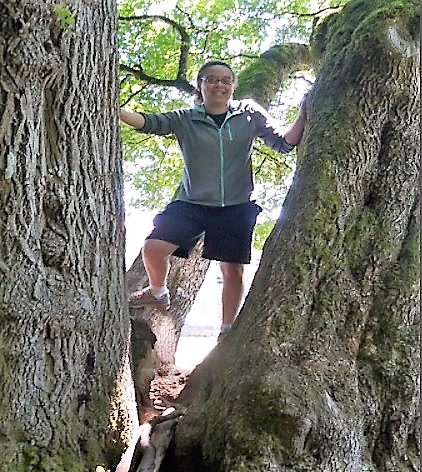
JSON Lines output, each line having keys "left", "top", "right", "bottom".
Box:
{"left": 200, "top": 76, "right": 234, "bottom": 86}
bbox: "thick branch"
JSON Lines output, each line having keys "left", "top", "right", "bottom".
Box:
{"left": 235, "top": 43, "right": 313, "bottom": 107}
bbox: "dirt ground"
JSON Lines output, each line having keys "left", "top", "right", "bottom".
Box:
{"left": 149, "top": 366, "right": 191, "bottom": 410}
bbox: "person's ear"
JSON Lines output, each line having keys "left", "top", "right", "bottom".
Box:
{"left": 193, "top": 88, "right": 202, "bottom": 104}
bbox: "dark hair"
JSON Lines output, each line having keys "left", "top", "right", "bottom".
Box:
{"left": 194, "top": 60, "right": 236, "bottom": 103}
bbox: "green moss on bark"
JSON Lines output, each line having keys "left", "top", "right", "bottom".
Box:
{"left": 312, "top": 0, "right": 419, "bottom": 81}
{"left": 235, "top": 43, "right": 312, "bottom": 106}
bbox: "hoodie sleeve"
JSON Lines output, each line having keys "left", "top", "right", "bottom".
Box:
{"left": 138, "top": 109, "right": 187, "bottom": 136}
{"left": 245, "top": 100, "right": 295, "bottom": 154}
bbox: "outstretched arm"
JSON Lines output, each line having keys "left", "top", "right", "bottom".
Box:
{"left": 253, "top": 94, "right": 308, "bottom": 152}
{"left": 120, "top": 109, "right": 145, "bottom": 130}
{"left": 283, "top": 94, "right": 307, "bottom": 146}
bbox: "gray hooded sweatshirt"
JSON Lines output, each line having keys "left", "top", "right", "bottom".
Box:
{"left": 139, "top": 99, "right": 295, "bottom": 207}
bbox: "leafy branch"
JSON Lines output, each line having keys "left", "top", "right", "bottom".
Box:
{"left": 119, "top": 14, "right": 194, "bottom": 94}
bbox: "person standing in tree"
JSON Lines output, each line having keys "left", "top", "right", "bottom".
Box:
{"left": 120, "top": 60, "right": 307, "bottom": 339}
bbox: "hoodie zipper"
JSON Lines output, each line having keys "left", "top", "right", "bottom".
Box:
{"left": 218, "top": 114, "right": 234, "bottom": 206}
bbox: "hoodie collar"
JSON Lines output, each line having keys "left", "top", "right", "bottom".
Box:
{"left": 193, "top": 101, "right": 245, "bottom": 120}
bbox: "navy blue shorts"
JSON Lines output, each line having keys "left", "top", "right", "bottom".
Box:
{"left": 146, "top": 200, "right": 262, "bottom": 264}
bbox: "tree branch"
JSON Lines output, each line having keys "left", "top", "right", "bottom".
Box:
{"left": 119, "top": 64, "right": 195, "bottom": 95}
{"left": 235, "top": 43, "right": 313, "bottom": 107}
{"left": 119, "top": 14, "right": 194, "bottom": 95}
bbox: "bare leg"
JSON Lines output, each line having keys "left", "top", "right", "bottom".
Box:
{"left": 142, "top": 239, "right": 179, "bottom": 287}
{"left": 219, "top": 262, "right": 245, "bottom": 325}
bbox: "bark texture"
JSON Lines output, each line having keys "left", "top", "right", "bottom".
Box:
{"left": 172, "top": 1, "right": 420, "bottom": 471}
{"left": 0, "top": 1, "right": 135, "bottom": 470}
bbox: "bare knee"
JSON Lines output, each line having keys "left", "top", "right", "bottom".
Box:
{"left": 220, "top": 262, "right": 244, "bottom": 283}
{"left": 142, "top": 239, "right": 178, "bottom": 260}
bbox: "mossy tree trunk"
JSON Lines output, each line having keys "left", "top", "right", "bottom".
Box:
{"left": 0, "top": 1, "right": 135, "bottom": 470}
{"left": 172, "top": 1, "right": 420, "bottom": 471}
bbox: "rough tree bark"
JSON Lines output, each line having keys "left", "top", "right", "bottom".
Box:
{"left": 171, "top": 1, "right": 420, "bottom": 471}
{"left": 0, "top": 1, "right": 136, "bottom": 470}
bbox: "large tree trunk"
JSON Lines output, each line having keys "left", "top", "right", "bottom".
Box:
{"left": 172, "top": 1, "right": 420, "bottom": 471}
{"left": 0, "top": 1, "right": 135, "bottom": 470}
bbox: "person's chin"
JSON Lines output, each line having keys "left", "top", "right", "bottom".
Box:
{"left": 211, "top": 95, "right": 229, "bottom": 102}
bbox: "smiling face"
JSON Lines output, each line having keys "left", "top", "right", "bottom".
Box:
{"left": 197, "top": 64, "right": 235, "bottom": 112}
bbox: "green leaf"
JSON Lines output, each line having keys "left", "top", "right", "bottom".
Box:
{"left": 55, "top": 4, "right": 75, "bottom": 27}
